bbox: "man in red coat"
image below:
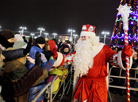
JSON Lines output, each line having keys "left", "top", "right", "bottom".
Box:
{"left": 72, "top": 24, "right": 133, "bottom": 102}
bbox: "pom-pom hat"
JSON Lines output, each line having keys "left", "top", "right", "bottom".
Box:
{"left": 80, "top": 24, "right": 96, "bottom": 38}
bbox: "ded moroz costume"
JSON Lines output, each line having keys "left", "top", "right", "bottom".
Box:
{"left": 64, "top": 24, "right": 133, "bottom": 102}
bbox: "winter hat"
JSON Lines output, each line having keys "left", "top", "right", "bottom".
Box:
{"left": 13, "top": 41, "right": 27, "bottom": 49}
{"left": 0, "top": 29, "right": 14, "bottom": 40}
{"left": 53, "top": 52, "right": 65, "bottom": 67}
{"left": 60, "top": 44, "right": 70, "bottom": 54}
{"left": 48, "top": 40, "right": 58, "bottom": 59}
{"left": 13, "top": 34, "right": 27, "bottom": 49}
{"left": 14, "top": 34, "right": 24, "bottom": 43}
{"left": 80, "top": 24, "right": 96, "bottom": 38}
{"left": 36, "top": 36, "right": 45, "bottom": 44}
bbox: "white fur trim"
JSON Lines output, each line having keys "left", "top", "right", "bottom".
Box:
{"left": 53, "top": 52, "right": 64, "bottom": 67}
{"left": 92, "top": 43, "right": 104, "bottom": 57}
{"left": 80, "top": 31, "right": 96, "bottom": 37}
{"left": 117, "top": 51, "right": 133, "bottom": 70}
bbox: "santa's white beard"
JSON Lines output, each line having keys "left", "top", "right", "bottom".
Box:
{"left": 73, "top": 38, "right": 97, "bottom": 77}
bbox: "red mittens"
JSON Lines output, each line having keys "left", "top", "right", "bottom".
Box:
{"left": 122, "top": 45, "right": 133, "bottom": 60}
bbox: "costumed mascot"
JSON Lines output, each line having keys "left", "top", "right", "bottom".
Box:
{"left": 65, "top": 24, "right": 133, "bottom": 102}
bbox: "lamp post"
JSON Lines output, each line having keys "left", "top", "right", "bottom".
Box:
{"left": 73, "top": 34, "right": 78, "bottom": 44}
{"left": 19, "top": 26, "right": 27, "bottom": 35}
{"left": 30, "top": 33, "right": 35, "bottom": 38}
{"left": 38, "top": 27, "right": 45, "bottom": 36}
{"left": 52, "top": 33, "right": 57, "bottom": 38}
{"left": 44, "top": 33, "right": 49, "bottom": 38}
{"left": 101, "top": 31, "right": 110, "bottom": 44}
{"left": 68, "top": 29, "right": 75, "bottom": 42}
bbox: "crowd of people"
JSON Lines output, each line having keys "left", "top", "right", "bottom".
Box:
{"left": 0, "top": 29, "right": 75, "bottom": 102}
{"left": 0, "top": 24, "right": 137, "bottom": 102}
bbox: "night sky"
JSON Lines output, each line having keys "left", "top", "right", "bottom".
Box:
{"left": 0, "top": 0, "right": 121, "bottom": 36}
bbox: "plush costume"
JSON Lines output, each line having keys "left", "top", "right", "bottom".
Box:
{"left": 71, "top": 24, "right": 133, "bottom": 102}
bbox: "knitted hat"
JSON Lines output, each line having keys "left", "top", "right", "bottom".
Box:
{"left": 13, "top": 41, "right": 27, "bottom": 49}
{"left": 13, "top": 34, "right": 27, "bottom": 49}
{"left": 80, "top": 24, "right": 96, "bottom": 38}
{"left": 14, "top": 34, "right": 24, "bottom": 43}
{"left": 0, "top": 29, "right": 14, "bottom": 40}
{"left": 36, "top": 36, "right": 45, "bottom": 44}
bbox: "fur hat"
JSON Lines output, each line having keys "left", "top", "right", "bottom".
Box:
{"left": 36, "top": 36, "right": 45, "bottom": 44}
{"left": 0, "top": 29, "right": 14, "bottom": 40}
{"left": 80, "top": 24, "right": 96, "bottom": 38}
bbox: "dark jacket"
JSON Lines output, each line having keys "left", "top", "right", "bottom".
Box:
{"left": 2, "top": 48, "right": 25, "bottom": 61}
{"left": 0, "top": 65, "right": 42, "bottom": 101}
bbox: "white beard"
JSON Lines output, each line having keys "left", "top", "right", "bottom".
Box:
{"left": 73, "top": 37, "right": 99, "bottom": 77}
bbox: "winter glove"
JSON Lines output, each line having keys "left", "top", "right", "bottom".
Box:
{"left": 41, "top": 53, "right": 47, "bottom": 63}
{"left": 35, "top": 51, "right": 42, "bottom": 67}
{"left": 23, "top": 37, "right": 32, "bottom": 55}
{"left": 122, "top": 45, "right": 133, "bottom": 61}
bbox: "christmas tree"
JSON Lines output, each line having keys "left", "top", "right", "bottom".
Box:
{"left": 110, "top": 0, "right": 137, "bottom": 46}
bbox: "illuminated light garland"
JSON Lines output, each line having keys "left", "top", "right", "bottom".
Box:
{"left": 115, "top": 16, "right": 138, "bottom": 22}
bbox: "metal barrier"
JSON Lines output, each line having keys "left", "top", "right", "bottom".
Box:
{"left": 31, "top": 82, "right": 51, "bottom": 102}
{"left": 108, "top": 66, "right": 138, "bottom": 91}
{"left": 108, "top": 66, "right": 138, "bottom": 102}
{"left": 31, "top": 65, "right": 73, "bottom": 102}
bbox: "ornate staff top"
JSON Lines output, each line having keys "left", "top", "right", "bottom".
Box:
{"left": 117, "top": 4, "right": 132, "bottom": 30}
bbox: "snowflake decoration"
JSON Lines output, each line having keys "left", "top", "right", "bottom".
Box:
{"left": 117, "top": 4, "right": 132, "bottom": 16}
{"left": 117, "top": 4, "right": 132, "bottom": 30}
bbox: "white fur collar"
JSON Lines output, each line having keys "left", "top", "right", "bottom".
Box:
{"left": 92, "top": 43, "right": 104, "bottom": 57}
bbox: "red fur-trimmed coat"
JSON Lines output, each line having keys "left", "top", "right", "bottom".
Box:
{"left": 73, "top": 45, "right": 116, "bottom": 102}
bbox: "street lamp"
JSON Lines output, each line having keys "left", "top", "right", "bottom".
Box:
{"left": 68, "top": 29, "right": 75, "bottom": 42}
{"left": 18, "top": 31, "right": 22, "bottom": 35}
{"left": 44, "top": 33, "right": 49, "bottom": 38}
{"left": 101, "top": 31, "right": 110, "bottom": 44}
{"left": 0, "top": 26, "right": 1, "bottom": 31}
{"left": 30, "top": 33, "right": 35, "bottom": 38}
{"left": 19, "top": 26, "right": 27, "bottom": 35}
{"left": 52, "top": 33, "right": 57, "bottom": 38}
{"left": 73, "top": 34, "right": 78, "bottom": 44}
{"left": 38, "top": 27, "right": 45, "bottom": 36}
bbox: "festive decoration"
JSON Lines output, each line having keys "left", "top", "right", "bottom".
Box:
{"left": 110, "top": 0, "right": 137, "bottom": 46}
{"left": 117, "top": 3, "right": 132, "bottom": 102}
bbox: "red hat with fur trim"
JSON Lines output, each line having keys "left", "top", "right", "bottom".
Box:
{"left": 48, "top": 40, "right": 65, "bottom": 67}
{"left": 80, "top": 24, "right": 96, "bottom": 38}
{"left": 53, "top": 52, "right": 65, "bottom": 67}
